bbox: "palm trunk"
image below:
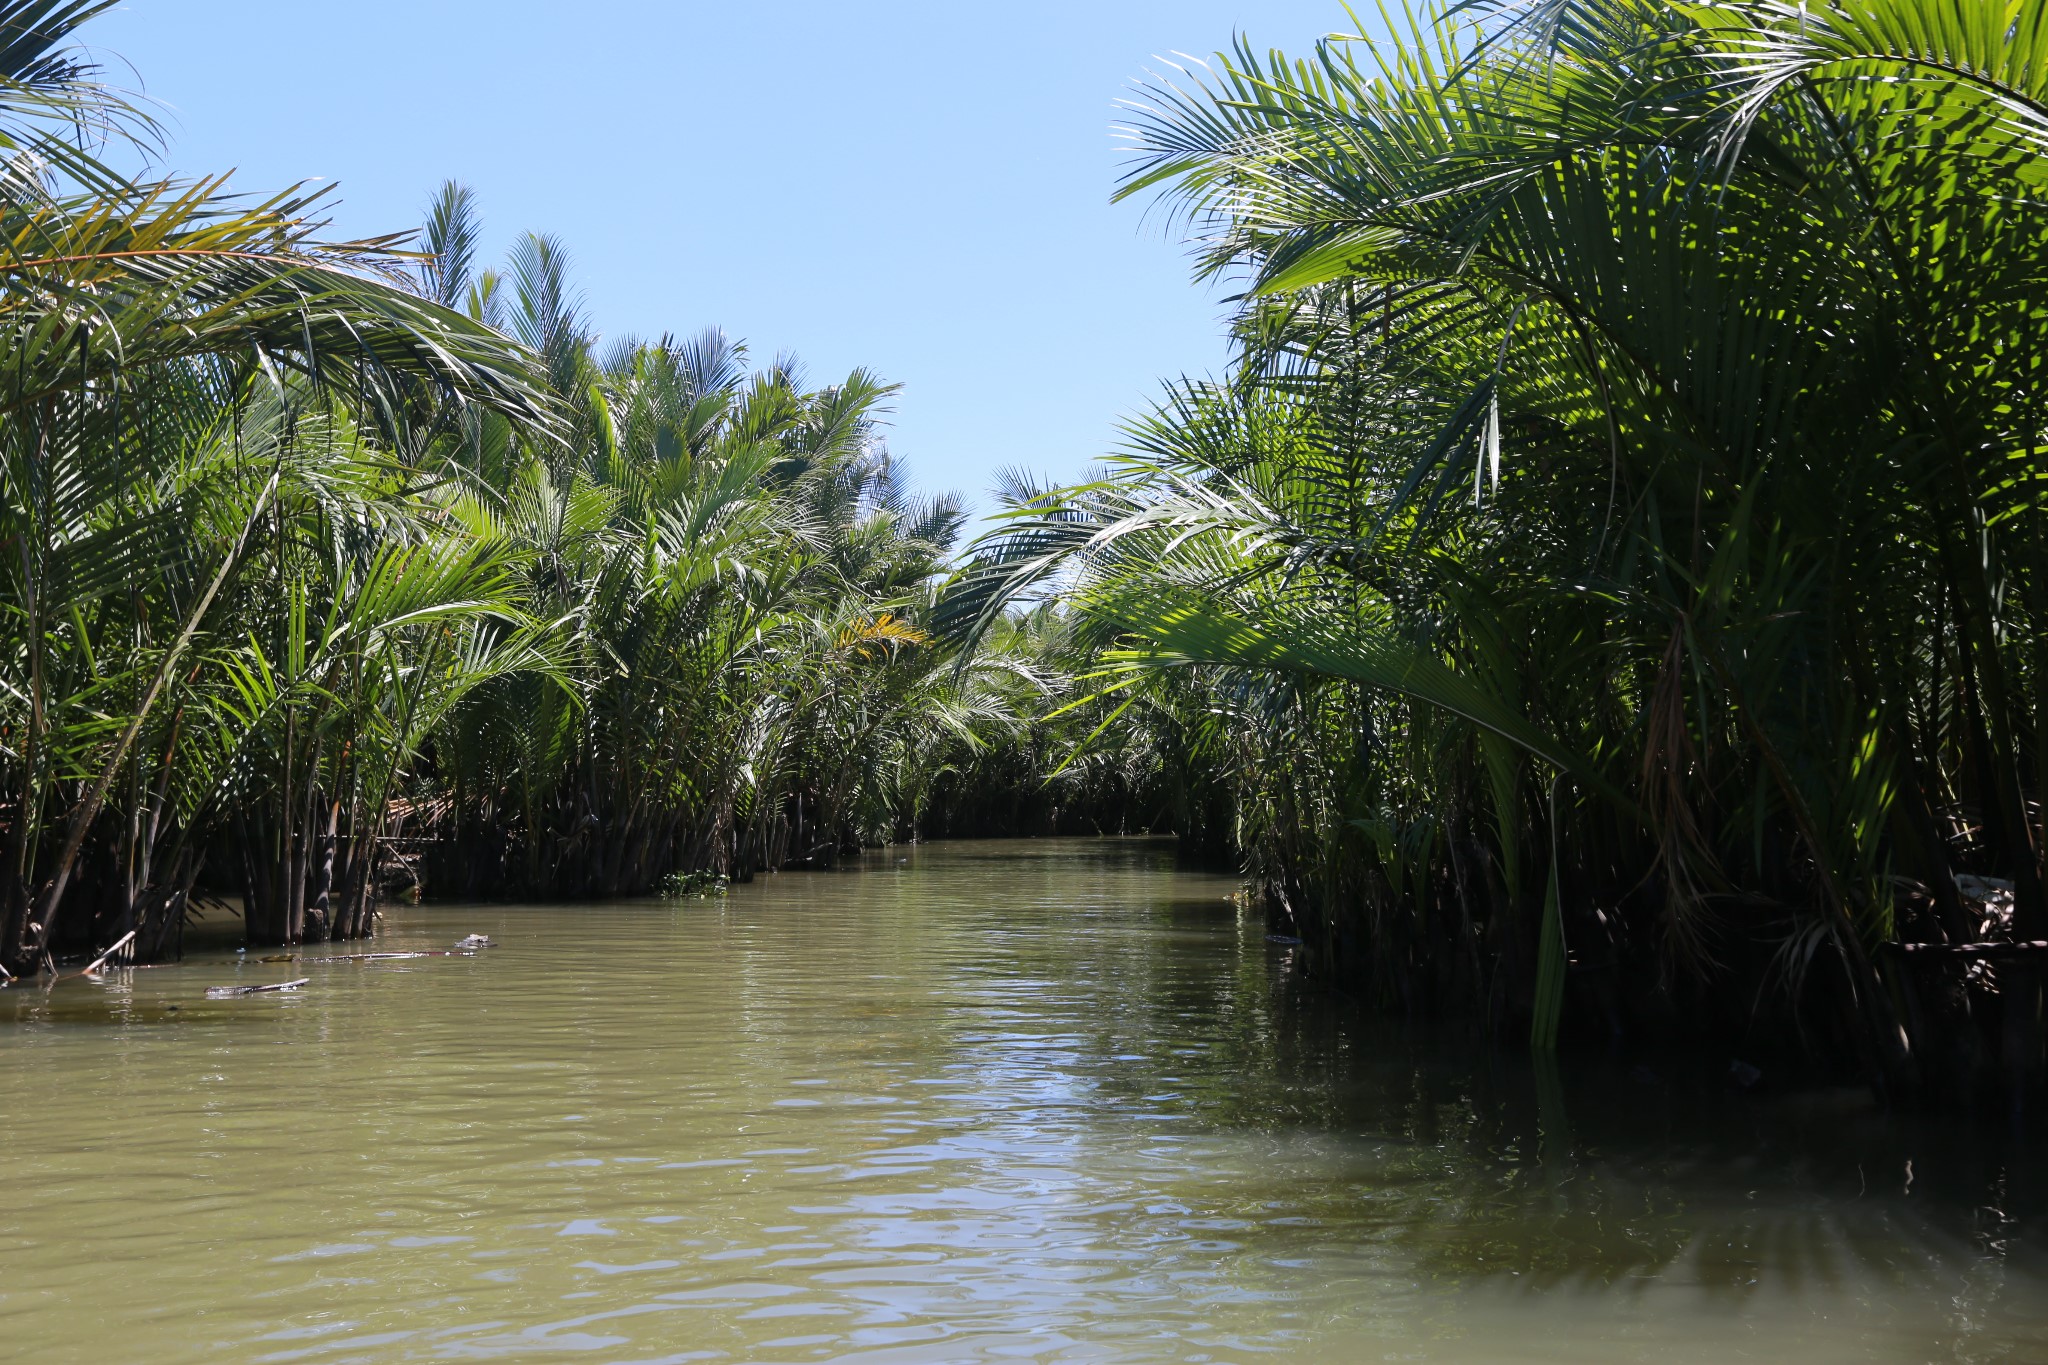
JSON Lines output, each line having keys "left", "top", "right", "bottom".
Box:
{"left": 13, "top": 471, "right": 278, "bottom": 968}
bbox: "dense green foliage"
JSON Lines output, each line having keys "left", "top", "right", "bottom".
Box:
{"left": 9, "top": 0, "right": 2046, "bottom": 1106}
{"left": 950, "top": 0, "right": 2047, "bottom": 1097}
{"left": 0, "top": 2, "right": 1030, "bottom": 969}
{"left": 408, "top": 192, "right": 1034, "bottom": 900}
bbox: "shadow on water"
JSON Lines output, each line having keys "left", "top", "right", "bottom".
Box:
{"left": 929, "top": 839, "right": 2048, "bottom": 1353}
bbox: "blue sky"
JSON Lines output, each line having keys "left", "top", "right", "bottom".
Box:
{"left": 88, "top": 1, "right": 1356, "bottom": 521}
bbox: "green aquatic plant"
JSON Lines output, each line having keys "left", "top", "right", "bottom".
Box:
{"left": 0, "top": 1, "right": 555, "bottom": 969}
{"left": 658, "top": 870, "right": 729, "bottom": 899}
{"left": 947, "top": 0, "right": 2047, "bottom": 1100}
{"left": 0, "top": 4, "right": 1034, "bottom": 966}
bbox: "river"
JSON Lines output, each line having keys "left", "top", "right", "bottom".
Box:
{"left": 2, "top": 838, "right": 2044, "bottom": 1362}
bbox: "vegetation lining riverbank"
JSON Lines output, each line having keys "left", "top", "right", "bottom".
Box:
{"left": 0, "top": 1, "right": 1099, "bottom": 972}
{"left": 5, "top": 0, "right": 2045, "bottom": 1110}
{"left": 946, "top": 0, "right": 2048, "bottom": 1108}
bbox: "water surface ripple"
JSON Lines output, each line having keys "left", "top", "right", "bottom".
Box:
{"left": 3, "top": 839, "right": 2045, "bottom": 1362}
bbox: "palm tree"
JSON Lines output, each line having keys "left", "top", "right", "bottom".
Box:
{"left": 0, "top": 10, "right": 1032, "bottom": 972}
{"left": 949, "top": 0, "right": 2046, "bottom": 1101}
{"left": 0, "top": 2, "right": 555, "bottom": 971}
{"left": 403, "top": 187, "right": 1020, "bottom": 896}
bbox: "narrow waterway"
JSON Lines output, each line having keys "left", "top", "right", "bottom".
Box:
{"left": 2, "top": 839, "right": 2043, "bottom": 1362}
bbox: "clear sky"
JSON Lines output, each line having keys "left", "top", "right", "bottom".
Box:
{"left": 86, "top": 1, "right": 1356, "bottom": 520}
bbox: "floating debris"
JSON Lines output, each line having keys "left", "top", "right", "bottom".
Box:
{"left": 1955, "top": 874, "right": 2018, "bottom": 938}
{"left": 205, "top": 978, "right": 309, "bottom": 999}
{"left": 82, "top": 930, "right": 137, "bottom": 976}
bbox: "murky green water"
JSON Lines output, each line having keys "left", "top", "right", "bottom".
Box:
{"left": 3, "top": 839, "right": 2045, "bottom": 1362}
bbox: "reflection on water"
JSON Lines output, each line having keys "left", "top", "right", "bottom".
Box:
{"left": 2, "top": 838, "right": 2044, "bottom": 1362}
